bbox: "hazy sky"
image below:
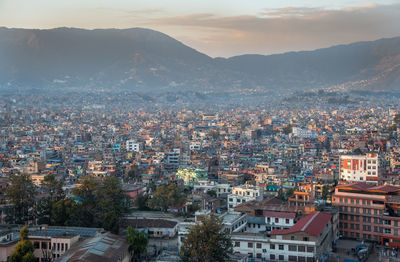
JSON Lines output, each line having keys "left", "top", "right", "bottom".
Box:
{"left": 1, "top": 0, "right": 400, "bottom": 57}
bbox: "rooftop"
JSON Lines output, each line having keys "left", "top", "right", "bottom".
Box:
{"left": 270, "top": 211, "right": 332, "bottom": 237}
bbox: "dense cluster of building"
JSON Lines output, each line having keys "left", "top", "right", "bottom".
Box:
{"left": 2, "top": 98, "right": 400, "bottom": 261}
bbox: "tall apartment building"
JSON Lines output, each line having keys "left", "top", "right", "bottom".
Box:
{"left": 333, "top": 182, "right": 400, "bottom": 247}
{"left": 125, "top": 139, "right": 140, "bottom": 152}
{"left": 339, "top": 153, "right": 378, "bottom": 183}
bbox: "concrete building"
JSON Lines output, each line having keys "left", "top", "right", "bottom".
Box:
{"left": 232, "top": 211, "right": 335, "bottom": 262}
{"left": 228, "top": 184, "right": 263, "bottom": 211}
{"left": 122, "top": 218, "right": 178, "bottom": 238}
{"left": 56, "top": 232, "right": 130, "bottom": 262}
{"left": 333, "top": 182, "right": 400, "bottom": 246}
{"left": 339, "top": 153, "right": 378, "bottom": 183}
{"left": 126, "top": 139, "right": 140, "bottom": 152}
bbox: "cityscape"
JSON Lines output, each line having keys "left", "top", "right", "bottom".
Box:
{"left": 1, "top": 1, "right": 400, "bottom": 262}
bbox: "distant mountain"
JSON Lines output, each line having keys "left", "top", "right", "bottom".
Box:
{"left": 0, "top": 27, "right": 399, "bottom": 93}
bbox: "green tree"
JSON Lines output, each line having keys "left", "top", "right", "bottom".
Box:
{"left": 148, "top": 184, "right": 185, "bottom": 212}
{"left": 6, "top": 174, "right": 36, "bottom": 224}
{"left": 394, "top": 114, "right": 400, "bottom": 125}
{"left": 97, "top": 176, "right": 129, "bottom": 233}
{"left": 322, "top": 185, "right": 330, "bottom": 201}
{"left": 283, "top": 125, "right": 292, "bottom": 135}
{"left": 51, "top": 199, "right": 75, "bottom": 226}
{"left": 126, "top": 226, "right": 148, "bottom": 262}
{"left": 135, "top": 193, "right": 150, "bottom": 211}
{"left": 285, "top": 188, "right": 295, "bottom": 199}
{"left": 7, "top": 226, "right": 35, "bottom": 262}
{"left": 180, "top": 214, "right": 232, "bottom": 262}
{"left": 36, "top": 175, "right": 65, "bottom": 225}
{"left": 71, "top": 176, "right": 101, "bottom": 227}
{"left": 70, "top": 176, "right": 129, "bottom": 232}
{"left": 127, "top": 168, "right": 139, "bottom": 182}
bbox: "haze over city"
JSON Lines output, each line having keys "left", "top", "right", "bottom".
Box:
{"left": 2, "top": 1, "right": 400, "bottom": 262}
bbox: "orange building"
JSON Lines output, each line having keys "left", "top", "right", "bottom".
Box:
{"left": 333, "top": 182, "right": 400, "bottom": 247}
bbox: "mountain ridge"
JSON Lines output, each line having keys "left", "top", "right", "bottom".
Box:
{"left": 1, "top": 27, "right": 399, "bottom": 93}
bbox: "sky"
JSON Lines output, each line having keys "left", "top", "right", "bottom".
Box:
{"left": 1, "top": 0, "right": 400, "bottom": 57}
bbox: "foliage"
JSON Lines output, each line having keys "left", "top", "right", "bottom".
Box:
{"left": 283, "top": 125, "right": 292, "bottom": 135}
{"left": 322, "top": 185, "right": 330, "bottom": 200}
{"left": 97, "top": 176, "right": 130, "bottom": 233}
{"left": 148, "top": 184, "right": 185, "bottom": 212}
{"left": 71, "top": 176, "right": 129, "bottom": 233}
{"left": 180, "top": 214, "right": 232, "bottom": 262}
{"left": 6, "top": 174, "right": 36, "bottom": 224}
{"left": 127, "top": 168, "right": 139, "bottom": 182}
{"left": 126, "top": 226, "right": 148, "bottom": 262}
{"left": 394, "top": 114, "right": 400, "bottom": 125}
{"left": 7, "top": 226, "right": 36, "bottom": 262}
{"left": 51, "top": 199, "right": 76, "bottom": 226}
{"left": 35, "top": 175, "right": 65, "bottom": 225}
{"left": 206, "top": 190, "right": 217, "bottom": 197}
{"left": 352, "top": 148, "right": 363, "bottom": 155}
{"left": 285, "top": 188, "right": 295, "bottom": 199}
{"left": 388, "top": 124, "right": 397, "bottom": 132}
{"left": 135, "top": 193, "right": 150, "bottom": 211}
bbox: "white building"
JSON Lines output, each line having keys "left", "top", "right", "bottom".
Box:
{"left": 126, "top": 139, "right": 140, "bottom": 152}
{"left": 228, "top": 184, "right": 263, "bottom": 211}
{"left": 216, "top": 183, "right": 233, "bottom": 197}
{"left": 339, "top": 153, "right": 378, "bottom": 183}
{"left": 232, "top": 211, "right": 335, "bottom": 262}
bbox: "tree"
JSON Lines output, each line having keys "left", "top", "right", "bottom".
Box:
{"left": 51, "top": 199, "right": 75, "bottom": 226}
{"left": 126, "top": 226, "right": 148, "bottom": 262}
{"left": 70, "top": 176, "right": 129, "bottom": 233}
{"left": 148, "top": 184, "right": 185, "bottom": 212}
{"left": 283, "top": 125, "right": 292, "bottom": 135}
{"left": 322, "top": 185, "right": 330, "bottom": 201}
{"left": 285, "top": 188, "right": 295, "bottom": 199}
{"left": 394, "top": 113, "right": 400, "bottom": 125}
{"left": 71, "top": 176, "right": 101, "bottom": 227}
{"left": 97, "top": 176, "right": 129, "bottom": 233}
{"left": 6, "top": 174, "right": 36, "bottom": 224}
{"left": 180, "top": 214, "right": 232, "bottom": 262}
{"left": 7, "top": 226, "right": 36, "bottom": 262}
{"left": 135, "top": 193, "right": 150, "bottom": 211}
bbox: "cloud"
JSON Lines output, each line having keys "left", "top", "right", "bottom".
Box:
{"left": 139, "top": 3, "right": 400, "bottom": 57}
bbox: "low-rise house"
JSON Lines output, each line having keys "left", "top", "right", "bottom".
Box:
{"left": 122, "top": 218, "right": 178, "bottom": 238}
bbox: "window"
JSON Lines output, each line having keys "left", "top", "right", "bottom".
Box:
{"left": 303, "top": 237, "right": 309, "bottom": 241}
{"left": 289, "top": 255, "right": 297, "bottom": 261}
{"left": 289, "top": 245, "right": 297, "bottom": 251}
{"left": 279, "top": 255, "right": 284, "bottom": 261}
{"left": 235, "top": 241, "right": 240, "bottom": 247}
{"left": 286, "top": 219, "right": 290, "bottom": 224}
{"left": 291, "top": 236, "right": 295, "bottom": 240}
{"left": 256, "top": 243, "right": 262, "bottom": 249}
{"left": 279, "top": 244, "right": 284, "bottom": 250}
{"left": 275, "top": 218, "right": 279, "bottom": 223}
{"left": 65, "top": 243, "right": 68, "bottom": 250}
{"left": 256, "top": 253, "right": 262, "bottom": 259}
{"left": 34, "top": 242, "right": 40, "bottom": 249}
{"left": 248, "top": 242, "right": 253, "bottom": 248}
{"left": 41, "top": 242, "right": 47, "bottom": 249}
{"left": 298, "top": 246, "right": 305, "bottom": 252}
{"left": 307, "top": 246, "right": 314, "bottom": 253}
{"left": 270, "top": 254, "right": 276, "bottom": 260}
{"left": 270, "top": 244, "right": 275, "bottom": 249}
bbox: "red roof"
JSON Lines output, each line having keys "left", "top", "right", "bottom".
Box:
{"left": 270, "top": 211, "right": 331, "bottom": 237}
{"left": 264, "top": 211, "right": 296, "bottom": 219}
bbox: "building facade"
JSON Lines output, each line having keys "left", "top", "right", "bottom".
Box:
{"left": 339, "top": 153, "right": 378, "bottom": 183}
